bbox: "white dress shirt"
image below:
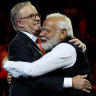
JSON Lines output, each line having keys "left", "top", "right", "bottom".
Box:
{"left": 21, "top": 31, "right": 40, "bottom": 48}
{"left": 4, "top": 38, "right": 77, "bottom": 88}
{"left": 21, "top": 31, "right": 37, "bottom": 42}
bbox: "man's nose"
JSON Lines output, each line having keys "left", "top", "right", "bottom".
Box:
{"left": 39, "top": 30, "right": 47, "bottom": 37}
{"left": 39, "top": 31, "right": 45, "bottom": 37}
{"left": 35, "top": 15, "right": 40, "bottom": 21}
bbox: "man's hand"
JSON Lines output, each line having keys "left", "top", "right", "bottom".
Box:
{"left": 72, "top": 75, "right": 91, "bottom": 93}
{"left": 69, "top": 38, "right": 86, "bottom": 52}
{"left": 2, "top": 56, "right": 9, "bottom": 66}
{"left": 7, "top": 73, "right": 12, "bottom": 84}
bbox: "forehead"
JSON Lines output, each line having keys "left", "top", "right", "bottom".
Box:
{"left": 19, "top": 4, "right": 37, "bottom": 16}
{"left": 42, "top": 18, "right": 57, "bottom": 29}
{"left": 42, "top": 17, "right": 64, "bottom": 28}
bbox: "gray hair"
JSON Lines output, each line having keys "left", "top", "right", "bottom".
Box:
{"left": 10, "top": 1, "right": 32, "bottom": 31}
{"left": 46, "top": 13, "right": 73, "bottom": 37}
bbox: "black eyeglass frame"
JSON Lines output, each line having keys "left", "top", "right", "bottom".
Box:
{"left": 20, "top": 13, "right": 41, "bottom": 20}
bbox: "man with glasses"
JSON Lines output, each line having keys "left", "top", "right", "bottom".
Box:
{"left": 20, "top": 13, "right": 41, "bottom": 20}
{"left": 7, "top": 1, "right": 90, "bottom": 96}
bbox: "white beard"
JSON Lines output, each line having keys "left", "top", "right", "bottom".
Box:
{"left": 41, "top": 32, "right": 59, "bottom": 51}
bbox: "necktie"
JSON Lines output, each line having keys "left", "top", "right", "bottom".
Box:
{"left": 36, "top": 38, "right": 46, "bottom": 54}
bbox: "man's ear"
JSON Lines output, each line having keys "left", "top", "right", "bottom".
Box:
{"left": 16, "top": 19, "right": 23, "bottom": 28}
{"left": 60, "top": 29, "right": 67, "bottom": 40}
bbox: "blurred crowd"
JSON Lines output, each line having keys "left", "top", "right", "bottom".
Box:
{"left": 0, "top": 0, "right": 96, "bottom": 95}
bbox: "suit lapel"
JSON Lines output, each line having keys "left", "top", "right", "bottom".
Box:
{"left": 18, "top": 32, "right": 43, "bottom": 58}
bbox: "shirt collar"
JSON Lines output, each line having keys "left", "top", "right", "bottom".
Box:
{"left": 21, "top": 31, "right": 37, "bottom": 43}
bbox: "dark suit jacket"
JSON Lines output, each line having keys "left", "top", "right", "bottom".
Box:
{"left": 8, "top": 32, "right": 64, "bottom": 96}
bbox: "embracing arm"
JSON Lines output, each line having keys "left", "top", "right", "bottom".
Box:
{"left": 6, "top": 72, "right": 91, "bottom": 93}
{"left": 4, "top": 43, "right": 76, "bottom": 77}
{"left": 7, "top": 40, "right": 65, "bottom": 91}
{"left": 4, "top": 37, "right": 87, "bottom": 77}
{"left": 4, "top": 43, "right": 75, "bottom": 91}
{"left": 4, "top": 40, "right": 91, "bottom": 92}
{"left": 69, "top": 37, "right": 86, "bottom": 52}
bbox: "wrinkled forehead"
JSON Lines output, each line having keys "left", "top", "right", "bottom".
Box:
{"left": 42, "top": 17, "right": 65, "bottom": 28}
{"left": 42, "top": 18, "right": 57, "bottom": 29}
{"left": 19, "top": 5, "right": 37, "bottom": 16}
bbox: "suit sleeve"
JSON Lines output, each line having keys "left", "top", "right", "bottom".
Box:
{"left": 33, "top": 74, "right": 64, "bottom": 91}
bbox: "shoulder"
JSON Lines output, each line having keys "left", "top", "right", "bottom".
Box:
{"left": 9, "top": 33, "right": 29, "bottom": 47}
{"left": 53, "top": 43, "right": 76, "bottom": 52}
{"left": 51, "top": 43, "right": 76, "bottom": 57}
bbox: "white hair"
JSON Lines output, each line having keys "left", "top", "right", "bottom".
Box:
{"left": 10, "top": 1, "right": 34, "bottom": 31}
{"left": 46, "top": 13, "right": 73, "bottom": 37}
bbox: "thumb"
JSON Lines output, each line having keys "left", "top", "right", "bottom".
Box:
{"left": 80, "top": 74, "right": 87, "bottom": 78}
{"left": 2, "top": 56, "right": 9, "bottom": 66}
{"left": 71, "top": 36, "right": 75, "bottom": 39}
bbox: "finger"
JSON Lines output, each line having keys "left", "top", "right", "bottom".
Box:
{"left": 7, "top": 77, "right": 12, "bottom": 79}
{"left": 69, "top": 39, "right": 81, "bottom": 46}
{"left": 8, "top": 78, "right": 12, "bottom": 82}
{"left": 78, "top": 45, "right": 84, "bottom": 52}
{"left": 8, "top": 81, "right": 11, "bottom": 85}
{"left": 7, "top": 79, "right": 12, "bottom": 84}
{"left": 7, "top": 75, "right": 12, "bottom": 79}
{"left": 8, "top": 73, "right": 12, "bottom": 76}
{"left": 83, "top": 81, "right": 92, "bottom": 90}
{"left": 84, "top": 79, "right": 91, "bottom": 84}
{"left": 78, "top": 44, "right": 82, "bottom": 47}
{"left": 84, "top": 85, "right": 92, "bottom": 90}
{"left": 9, "top": 76, "right": 12, "bottom": 78}
{"left": 7, "top": 77, "right": 11, "bottom": 81}
{"left": 7, "top": 76, "right": 12, "bottom": 81}
{"left": 2, "top": 56, "right": 9, "bottom": 66}
{"left": 80, "top": 74, "right": 87, "bottom": 78}
{"left": 84, "top": 81, "right": 91, "bottom": 88}
{"left": 74, "top": 41, "right": 81, "bottom": 45}
{"left": 83, "top": 83, "right": 92, "bottom": 89}
{"left": 69, "top": 38, "right": 78, "bottom": 42}
{"left": 71, "top": 36, "right": 75, "bottom": 39}
{"left": 82, "top": 88, "right": 90, "bottom": 93}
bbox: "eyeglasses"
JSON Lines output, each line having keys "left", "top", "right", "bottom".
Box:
{"left": 20, "top": 13, "right": 41, "bottom": 20}
{"left": 41, "top": 28, "right": 51, "bottom": 33}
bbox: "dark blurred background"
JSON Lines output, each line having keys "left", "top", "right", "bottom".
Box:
{"left": 0, "top": 0, "right": 96, "bottom": 96}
